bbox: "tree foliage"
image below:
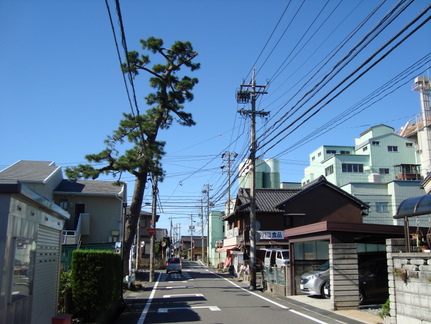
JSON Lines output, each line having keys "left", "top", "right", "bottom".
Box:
{"left": 65, "top": 37, "right": 199, "bottom": 275}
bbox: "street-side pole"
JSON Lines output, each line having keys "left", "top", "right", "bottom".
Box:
{"left": 149, "top": 174, "right": 158, "bottom": 282}
{"left": 190, "top": 214, "right": 194, "bottom": 261}
{"left": 237, "top": 68, "right": 268, "bottom": 291}
{"left": 249, "top": 75, "right": 257, "bottom": 291}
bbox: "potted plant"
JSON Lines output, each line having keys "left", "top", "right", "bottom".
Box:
{"left": 393, "top": 267, "right": 407, "bottom": 282}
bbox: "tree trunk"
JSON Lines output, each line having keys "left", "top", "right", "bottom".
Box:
{"left": 123, "top": 173, "right": 148, "bottom": 277}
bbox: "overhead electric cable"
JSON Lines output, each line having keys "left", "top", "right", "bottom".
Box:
{"left": 262, "top": 7, "right": 431, "bottom": 156}
{"left": 257, "top": 0, "right": 387, "bottom": 140}
{"left": 244, "top": 0, "right": 292, "bottom": 81}
{"left": 259, "top": 0, "right": 416, "bottom": 148}
{"left": 271, "top": 53, "right": 431, "bottom": 157}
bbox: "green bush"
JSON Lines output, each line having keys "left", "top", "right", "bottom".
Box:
{"left": 58, "top": 270, "right": 72, "bottom": 313}
{"left": 71, "top": 250, "right": 121, "bottom": 322}
{"left": 379, "top": 299, "right": 390, "bottom": 319}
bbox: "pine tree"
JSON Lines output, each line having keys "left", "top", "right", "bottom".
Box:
{"left": 65, "top": 37, "right": 199, "bottom": 276}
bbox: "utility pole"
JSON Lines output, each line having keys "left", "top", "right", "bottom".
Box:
{"left": 149, "top": 173, "right": 158, "bottom": 282}
{"left": 202, "top": 184, "right": 211, "bottom": 266}
{"left": 190, "top": 214, "right": 194, "bottom": 261}
{"left": 237, "top": 68, "right": 268, "bottom": 291}
{"left": 222, "top": 152, "right": 238, "bottom": 215}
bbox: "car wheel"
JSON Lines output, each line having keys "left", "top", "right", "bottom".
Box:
{"left": 359, "top": 290, "right": 364, "bottom": 304}
{"left": 322, "top": 281, "right": 330, "bottom": 299}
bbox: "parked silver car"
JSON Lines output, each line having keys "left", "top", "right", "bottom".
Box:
{"left": 166, "top": 257, "right": 182, "bottom": 274}
{"left": 299, "top": 261, "right": 329, "bottom": 297}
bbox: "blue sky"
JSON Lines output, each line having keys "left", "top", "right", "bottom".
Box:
{"left": 1, "top": 0, "right": 430, "bottom": 234}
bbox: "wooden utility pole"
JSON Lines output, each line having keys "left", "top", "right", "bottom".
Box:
{"left": 237, "top": 68, "right": 268, "bottom": 290}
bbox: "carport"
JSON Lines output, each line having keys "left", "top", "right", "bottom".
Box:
{"left": 393, "top": 194, "right": 431, "bottom": 252}
{"left": 284, "top": 221, "right": 408, "bottom": 310}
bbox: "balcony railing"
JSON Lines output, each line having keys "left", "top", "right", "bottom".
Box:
{"left": 62, "top": 213, "right": 86, "bottom": 245}
{"left": 224, "top": 227, "right": 242, "bottom": 246}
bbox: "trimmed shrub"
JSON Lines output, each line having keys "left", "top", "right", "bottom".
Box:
{"left": 71, "top": 250, "right": 121, "bottom": 322}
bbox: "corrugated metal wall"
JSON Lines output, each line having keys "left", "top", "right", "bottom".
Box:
{"left": 31, "top": 225, "right": 61, "bottom": 324}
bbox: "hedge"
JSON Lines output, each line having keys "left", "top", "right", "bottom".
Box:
{"left": 71, "top": 250, "right": 122, "bottom": 322}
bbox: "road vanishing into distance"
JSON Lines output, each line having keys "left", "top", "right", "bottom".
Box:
{"left": 116, "top": 260, "right": 365, "bottom": 324}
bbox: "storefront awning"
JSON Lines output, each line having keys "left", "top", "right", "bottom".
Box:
{"left": 216, "top": 245, "right": 238, "bottom": 253}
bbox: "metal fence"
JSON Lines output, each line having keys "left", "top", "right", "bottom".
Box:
{"left": 263, "top": 265, "right": 285, "bottom": 285}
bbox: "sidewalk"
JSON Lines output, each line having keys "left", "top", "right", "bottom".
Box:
{"left": 114, "top": 270, "right": 383, "bottom": 324}
{"left": 285, "top": 294, "right": 383, "bottom": 324}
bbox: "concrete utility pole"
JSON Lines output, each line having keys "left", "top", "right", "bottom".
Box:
{"left": 222, "top": 152, "right": 238, "bottom": 215}
{"left": 190, "top": 214, "right": 194, "bottom": 260}
{"left": 149, "top": 174, "right": 158, "bottom": 282}
{"left": 202, "top": 184, "right": 211, "bottom": 266}
{"left": 237, "top": 68, "right": 268, "bottom": 291}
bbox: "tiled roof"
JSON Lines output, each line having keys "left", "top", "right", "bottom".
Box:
{"left": 0, "top": 160, "right": 59, "bottom": 182}
{"left": 237, "top": 187, "right": 301, "bottom": 212}
{"left": 276, "top": 176, "right": 368, "bottom": 209}
{"left": 54, "top": 179, "right": 123, "bottom": 195}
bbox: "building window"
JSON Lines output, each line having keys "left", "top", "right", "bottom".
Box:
{"left": 11, "top": 238, "right": 36, "bottom": 302}
{"left": 372, "top": 141, "right": 380, "bottom": 146}
{"left": 363, "top": 146, "right": 368, "bottom": 152}
{"left": 340, "top": 150, "right": 350, "bottom": 154}
{"left": 294, "top": 241, "right": 329, "bottom": 260}
{"left": 341, "top": 163, "right": 364, "bottom": 173}
{"left": 284, "top": 216, "right": 292, "bottom": 228}
{"left": 312, "top": 156, "right": 315, "bottom": 161}
{"left": 388, "top": 146, "right": 398, "bottom": 152}
{"left": 376, "top": 202, "right": 389, "bottom": 212}
{"left": 326, "top": 150, "right": 336, "bottom": 154}
{"left": 379, "top": 168, "right": 389, "bottom": 174}
{"left": 59, "top": 199, "right": 68, "bottom": 210}
{"left": 318, "top": 152, "right": 321, "bottom": 157}
{"left": 406, "top": 143, "right": 413, "bottom": 147}
{"left": 325, "top": 165, "right": 334, "bottom": 176}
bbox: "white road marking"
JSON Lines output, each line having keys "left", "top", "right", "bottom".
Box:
{"left": 163, "top": 293, "right": 204, "bottom": 298}
{"left": 289, "top": 309, "right": 328, "bottom": 324}
{"left": 158, "top": 306, "right": 221, "bottom": 313}
{"left": 165, "top": 286, "right": 193, "bottom": 289}
{"left": 212, "top": 272, "right": 329, "bottom": 324}
{"left": 137, "top": 272, "right": 161, "bottom": 324}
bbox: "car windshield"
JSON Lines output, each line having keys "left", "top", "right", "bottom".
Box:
{"left": 282, "top": 251, "right": 289, "bottom": 258}
{"left": 317, "top": 261, "right": 329, "bottom": 271}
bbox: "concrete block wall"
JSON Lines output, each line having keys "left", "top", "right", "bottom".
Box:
{"left": 329, "top": 243, "right": 359, "bottom": 310}
{"left": 386, "top": 238, "right": 431, "bottom": 324}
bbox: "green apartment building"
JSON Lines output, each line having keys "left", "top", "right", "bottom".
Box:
{"left": 302, "top": 124, "right": 425, "bottom": 225}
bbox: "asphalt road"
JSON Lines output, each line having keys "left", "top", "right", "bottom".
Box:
{"left": 116, "top": 260, "right": 368, "bottom": 324}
